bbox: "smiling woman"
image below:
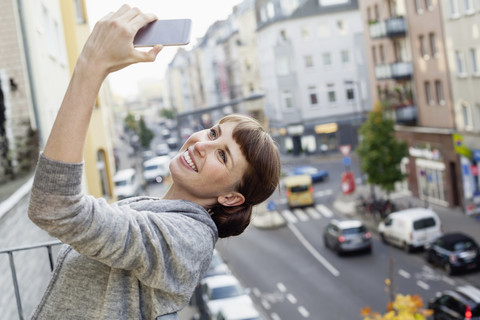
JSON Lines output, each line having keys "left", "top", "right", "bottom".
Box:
{"left": 27, "top": 5, "right": 280, "bottom": 320}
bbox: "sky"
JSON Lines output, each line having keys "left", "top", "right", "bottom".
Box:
{"left": 84, "top": 0, "right": 244, "bottom": 97}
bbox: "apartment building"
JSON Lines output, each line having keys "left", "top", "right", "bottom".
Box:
{"left": 256, "top": 0, "right": 370, "bottom": 155}
{"left": 440, "top": 0, "right": 480, "bottom": 214}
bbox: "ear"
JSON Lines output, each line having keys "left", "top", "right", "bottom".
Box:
{"left": 218, "top": 192, "right": 245, "bottom": 207}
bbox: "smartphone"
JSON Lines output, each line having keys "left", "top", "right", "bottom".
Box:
{"left": 134, "top": 19, "right": 192, "bottom": 47}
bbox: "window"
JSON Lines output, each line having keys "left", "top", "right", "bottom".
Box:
{"left": 281, "top": 90, "right": 293, "bottom": 109}
{"left": 379, "top": 45, "right": 385, "bottom": 63}
{"left": 337, "top": 20, "right": 347, "bottom": 35}
{"left": 267, "top": 2, "right": 275, "bottom": 19}
{"left": 367, "top": 6, "right": 372, "bottom": 21}
{"left": 304, "top": 55, "right": 314, "bottom": 68}
{"left": 327, "top": 83, "right": 336, "bottom": 103}
{"left": 415, "top": 0, "right": 423, "bottom": 13}
{"left": 372, "top": 47, "right": 378, "bottom": 65}
{"left": 455, "top": 50, "right": 467, "bottom": 75}
{"left": 435, "top": 80, "right": 444, "bottom": 104}
{"left": 346, "top": 88, "right": 355, "bottom": 101}
{"left": 374, "top": 4, "right": 379, "bottom": 20}
{"left": 470, "top": 48, "right": 479, "bottom": 74}
{"left": 425, "top": 81, "right": 433, "bottom": 105}
{"left": 308, "top": 86, "right": 318, "bottom": 106}
{"left": 425, "top": 0, "right": 433, "bottom": 10}
{"left": 322, "top": 52, "right": 332, "bottom": 66}
{"left": 429, "top": 33, "right": 437, "bottom": 57}
{"left": 462, "top": 103, "right": 473, "bottom": 128}
{"left": 449, "top": 0, "right": 460, "bottom": 17}
{"left": 474, "top": 103, "right": 480, "bottom": 130}
{"left": 277, "top": 56, "right": 290, "bottom": 75}
{"left": 341, "top": 50, "right": 350, "bottom": 64}
{"left": 301, "top": 26, "right": 311, "bottom": 39}
{"left": 74, "top": 0, "right": 86, "bottom": 23}
{"left": 318, "top": 22, "right": 329, "bottom": 37}
{"left": 420, "top": 35, "right": 429, "bottom": 58}
{"left": 464, "top": 0, "right": 474, "bottom": 13}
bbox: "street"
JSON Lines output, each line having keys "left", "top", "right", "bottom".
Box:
{"left": 0, "top": 153, "right": 479, "bottom": 320}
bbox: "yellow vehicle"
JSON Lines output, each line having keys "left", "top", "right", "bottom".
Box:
{"left": 284, "top": 174, "right": 314, "bottom": 208}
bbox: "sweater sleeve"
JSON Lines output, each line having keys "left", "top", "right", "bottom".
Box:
{"left": 28, "top": 153, "right": 217, "bottom": 292}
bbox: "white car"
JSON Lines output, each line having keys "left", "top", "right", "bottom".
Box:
{"left": 216, "top": 304, "right": 263, "bottom": 320}
{"left": 113, "top": 168, "right": 140, "bottom": 200}
{"left": 143, "top": 156, "right": 170, "bottom": 183}
{"left": 200, "top": 275, "right": 253, "bottom": 320}
{"left": 378, "top": 207, "right": 442, "bottom": 252}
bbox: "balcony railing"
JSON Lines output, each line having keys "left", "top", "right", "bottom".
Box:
{"left": 375, "top": 62, "right": 413, "bottom": 80}
{"left": 394, "top": 104, "right": 418, "bottom": 125}
{"left": 369, "top": 17, "right": 406, "bottom": 39}
{"left": 0, "top": 240, "right": 62, "bottom": 320}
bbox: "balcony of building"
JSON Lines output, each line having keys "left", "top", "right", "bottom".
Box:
{"left": 375, "top": 61, "right": 412, "bottom": 81}
{"left": 369, "top": 17, "right": 407, "bottom": 39}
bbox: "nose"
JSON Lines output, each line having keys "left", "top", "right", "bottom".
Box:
{"left": 193, "top": 141, "right": 211, "bottom": 157}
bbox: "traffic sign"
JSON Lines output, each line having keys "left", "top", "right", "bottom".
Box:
{"left": 339, "top": 144, "right": 351, "bottom": 156}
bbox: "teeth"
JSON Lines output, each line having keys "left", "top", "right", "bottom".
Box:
{"left": 184, "top": 151, "right": 198, "bottom": 172}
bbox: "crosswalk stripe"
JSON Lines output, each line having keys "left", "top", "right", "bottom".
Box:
{"left": 282, "top": 209, "right": 298, "bottom": 223}
{"left": 293, "top": 209, "right": 309, "bottom": 221}
{"left": 305, "top": 207, "right": 321, "bottom": 219}
{"left": 316, "top": 204, "right": 333, "bottom": 217}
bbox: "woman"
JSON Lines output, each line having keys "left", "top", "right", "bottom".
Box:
{"left": 27, "top": 4, "right": 280, "bottom": 320}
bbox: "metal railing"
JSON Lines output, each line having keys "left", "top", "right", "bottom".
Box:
{"left": 0, "top": 240, "right": 62, "bottom": 320}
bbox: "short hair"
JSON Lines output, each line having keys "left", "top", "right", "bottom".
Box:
{"left": 210, "top": 114, "right": 281, "bottom": 238}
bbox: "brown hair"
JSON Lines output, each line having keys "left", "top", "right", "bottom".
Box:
{"left": 210, "top": 114, "right": 281, "bottom": 238}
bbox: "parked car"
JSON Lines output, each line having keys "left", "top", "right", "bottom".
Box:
{"left": 289, "top": 165, "right": 328, "bottom": 183}
{"left": 156, "top": 143, "right": 171, "bottom": 156}
{"left": 284, "top": 175, "right": 314, "bottom": 208}
{"left": 204, "top": 249, "right": 231, "bottom": 279}
{"left": 378, "top": 208, "right": 442, "bottom": 252}
{"left": 429, "top": 285, "right": 480, "bottom": 319}
{"left": 216, "top": 303, "right": 263, "bottom": 320}
{"left": 113, "top": 168, "right": 140, "bottom": 200}
{"left": 424, "top": 232, "right": 480, "bottom": 275}
{"left": 143, "top": 156, "right": 170, "bottom": 184}
{"left": 323, "top": 219, "right": 372, "bottom": 255}
{"left": 198, "top": 275, "right": 254, "bottom": 320}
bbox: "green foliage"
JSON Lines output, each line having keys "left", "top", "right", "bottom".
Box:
{"left": 356, "top": 103, "right": 408, "bottom": 193}
{"left": 138, "top": 117, "right": 154, "bottom": 149}
{"left": 160, "top": 108, "right": 175, "bottom": 119}
{"left": 124, "top": 113, "right": 137, "bottom": 132}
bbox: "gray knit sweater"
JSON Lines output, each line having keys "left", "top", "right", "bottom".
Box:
{"left": 28, "top": 154, "right": 218, "bottom": 319}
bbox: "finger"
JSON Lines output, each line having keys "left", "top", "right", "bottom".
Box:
{"left": 110, "top": 4, "right": 131, "bottom": 19}
{"left": 133, "top": 45, "right": 163, "bottom": 63}
{"left": 129, "top": 12, "right": 158, "bottom": 33}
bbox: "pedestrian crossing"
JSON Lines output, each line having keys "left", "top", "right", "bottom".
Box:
{"left": 279, "top": 204, "right": 334, "bottom": 224}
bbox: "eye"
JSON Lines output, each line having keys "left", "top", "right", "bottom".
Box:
{"left": 218, "top": 150, "right": 227, "bottom": 163}
{"left": 209, "top": 128, "right": 218, "bottom": 139}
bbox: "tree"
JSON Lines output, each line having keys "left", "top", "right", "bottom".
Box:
{"left": 356, "top": 100, "right": 408, "bottom": 198}
{"left": 160, "top": 108, "right": 175, "bottom": 120}
{"left": 361, "top": 294, "right": 433, "bottom": 320}
{"left": 138, "top": 117, "right": 154, "bottom": 149}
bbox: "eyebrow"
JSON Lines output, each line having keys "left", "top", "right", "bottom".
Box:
{"left": 217, "top": 124, "right": 234, "bottom": 167}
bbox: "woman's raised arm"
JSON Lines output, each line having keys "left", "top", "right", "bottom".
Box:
{"left": 43, "top": 5, "right": 162, "bottom": 163}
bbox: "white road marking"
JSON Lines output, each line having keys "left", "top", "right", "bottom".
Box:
{"left": 282, "top": 210, "right": 298, "bottom": 223}
{"left": 316, "top": 204, "right": 333, "bottom": 218}
{"left": 277, "top": 282, "right": 287, "bottom": 293}
{"left": 261, "top": 299, "right": 271, "bottom": 310}
{"left": 416, "top": 280, "right": 430, "bottom": 290}
{"left": 398, "top": 269, "right": 411, "bottom": 279}
{"left": 271, "top": 313, "right": 281, "bottom": 320}
{"left": 294, "top": 208, "right": 309, "bottom": 221}
{"left": 287, "top": 223, "right": 340, "bottom": 277}
{"left": 306, "top": 207, "right": 321, "bottom": 219}
{"left": 298, "top": 306, "right": 310, "bottom": 318}
{"left": 286, "top": 293, "right": 297, "bottom": 304}
{"left": 252, "top": 287, "right": 261, "bottom": 297}
{"left": 441, "top": 276, "right": 456, "bottom": 286}
{"left": 279, "top": 198, "right": 287, "bottom": 204}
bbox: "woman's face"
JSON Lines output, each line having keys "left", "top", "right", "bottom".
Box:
{"left": 168, "top": 121, "right": 249, "bottom": 206}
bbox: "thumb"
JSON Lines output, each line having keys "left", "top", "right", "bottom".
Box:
{"left": 135, "top": 45, "right": 163, "bottom": 62}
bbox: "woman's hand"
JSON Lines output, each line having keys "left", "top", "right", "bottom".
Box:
{"left": 78, "top": 4, "right": 163, "bottom": 77}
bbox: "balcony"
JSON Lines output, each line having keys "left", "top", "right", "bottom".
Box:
{"left": 375, "top": 62, "right": 413, "bottom": 80}
{"left": 369, "top": 17, "right": 406, "bottom": 39}
{"left": 394, "top": 104, "right": 417, "bottom": 125}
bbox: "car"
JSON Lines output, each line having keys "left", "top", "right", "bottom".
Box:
{"left": 198, "top": 275, "right": 254, "bottom": 320}
{"left": 378, "top": 208, "right": 442, "bottom": 252}
{"left": 289, "top": 165, "right": 328, "bottom": 183}
{"left": 429, "top": 285, "right": 480, "bottom": 319}
{"left": 216, "top": 303, "right": 263, "bottom": 320}
{"left": 113, "top": 168, "right": 140, "bottom": 200}
{"left": 323, "top": 219, "right": 372, "bottom": 255}
{"left": 156, "top": 143, "right": 171, "bottom": 156}
{"left": 424, "top": 232, "right": 480, "bottom": 275}
{"left": 143, "top": 156, "right": 170, "bottom": 184}
{"left": 204, "top": 250, "right": 231, "bottom": 278}
{"left": 284, "top": 175, "right": 314, "bottom": 208}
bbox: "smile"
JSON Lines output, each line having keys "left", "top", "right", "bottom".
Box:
{"left": 183, "top": 150, "right": 198, "bottom": 172}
